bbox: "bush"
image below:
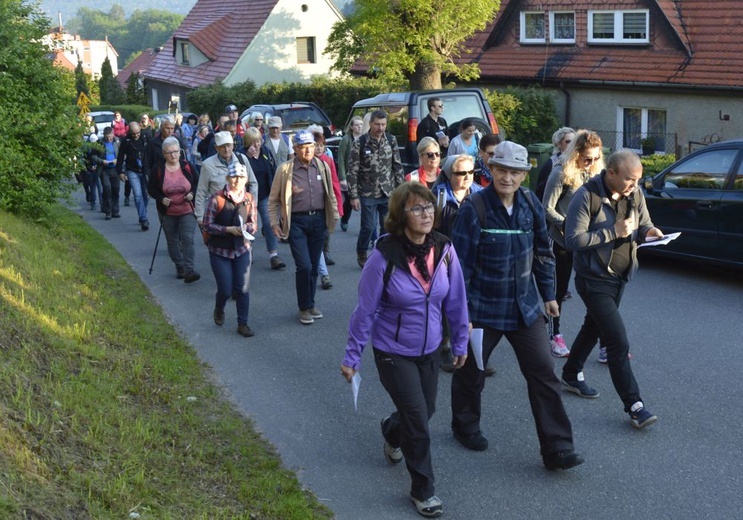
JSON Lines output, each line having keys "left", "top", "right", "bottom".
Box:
{"left": 90, "top": 105, "right": 154, "bottom": 124}
{"left": 641, "top": 153, "right": 676, "bottom": 175}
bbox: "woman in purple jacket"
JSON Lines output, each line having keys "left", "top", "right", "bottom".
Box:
{"left": 341, "top": 182, "right": 469, "bottom": 518}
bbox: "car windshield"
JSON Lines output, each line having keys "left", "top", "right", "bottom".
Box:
{"left": 91, "top": 114, "right": 114, "bottom": 124}
{"left": 351, "top": 105, "right": 409, "bottom": 146}
{"left": 281, "top": 108, "right": 329, "bottom": 128}
{"left": 418, "top": 94, "right": 486, "bottom": 129}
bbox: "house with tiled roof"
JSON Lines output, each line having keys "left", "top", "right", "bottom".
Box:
{"left": 457, "top": 0, "right": 743, "bottom": 155}
{"left": 117, "top": 48, "right": 161, "bottom": 90}
{"left": 143, "top": 0, "right": 344, "bottom": 111}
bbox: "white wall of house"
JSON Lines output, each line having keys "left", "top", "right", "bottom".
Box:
{"left": 44, "top": 33, "right": 118, "bottom": 77}
{"left": 551, "top": 87, "right": 743, "bottom": 157}
{"left": 224, "top": 0, "right": 342, "bottom": 86}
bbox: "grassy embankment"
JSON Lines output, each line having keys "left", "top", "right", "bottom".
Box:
{"left": 0, "top": 206, "right": 332, "bottom": 519}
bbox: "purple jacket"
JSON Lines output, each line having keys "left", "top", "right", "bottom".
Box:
{"left": 343, "top": 233, "right": 469, "bottom": 371}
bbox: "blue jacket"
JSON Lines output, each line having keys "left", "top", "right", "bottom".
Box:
{"left": 343, "top": 232, "right": 469, "bottom": 371}
{"left": 451, "top": 187, "right": 556, "bottom": 331}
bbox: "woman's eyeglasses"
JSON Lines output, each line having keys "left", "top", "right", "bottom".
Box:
{"left": 424, "top": 152, "right": 441, "bottom": 158}
{"left": 405, "top": 204, "right": 435, "bottom": 217}
{"left": 452, "top": 170, "right": 475, "bottom": 177}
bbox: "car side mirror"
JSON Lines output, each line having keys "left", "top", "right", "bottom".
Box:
{"left": 643, "top": 176, "right": 654, "bottom": 194}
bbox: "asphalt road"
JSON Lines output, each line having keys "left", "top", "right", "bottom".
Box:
{"left": 70, "top": 189, "right": 743, "bottom": 519}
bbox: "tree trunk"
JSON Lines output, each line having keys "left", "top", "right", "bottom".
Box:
{"left": 409, "top": 60, "right": 442, "bottom": 90}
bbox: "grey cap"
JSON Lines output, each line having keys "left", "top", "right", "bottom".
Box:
{"left": 488, "top": 141, "right": 531, "bottom": 171}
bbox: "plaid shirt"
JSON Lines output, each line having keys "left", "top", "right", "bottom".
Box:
{"left": 451, "top": 187, "right": 556, "bottom": 331}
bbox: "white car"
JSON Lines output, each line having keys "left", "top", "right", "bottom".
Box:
{"left": 87, "top": 111, "right": 115, "bottom": 139}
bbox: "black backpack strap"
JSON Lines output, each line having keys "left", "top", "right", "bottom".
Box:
{"left": 382, "top": 260, "right": 395, "bottom": 298}
{"left": 519, "top": 187, "right": 538, "bottom": 220}
{"left": 470, "top": 191, "right": 488, "bottom": 229}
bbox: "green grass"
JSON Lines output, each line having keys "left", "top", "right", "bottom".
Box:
{"left": 0, "top": 206, "right": 333, "bottom": 519}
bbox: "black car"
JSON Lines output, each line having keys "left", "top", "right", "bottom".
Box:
{"left": 641, "top": 139, "right": 743, "bottom": 268}
{"left": 327, "top": 88, "right": 500, "bottom": 171}
{"left": 239, "top": 102, "right": 334, "bottom": 137}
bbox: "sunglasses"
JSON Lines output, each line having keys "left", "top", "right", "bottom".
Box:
{"left": 425, "top": 152, "right": 441, "bottom": 158}
{"left": 452, "top": 170, "right": 475, "bottom": 177}
{"left": 581, "top": 154, "right": 601, "bottom": 164}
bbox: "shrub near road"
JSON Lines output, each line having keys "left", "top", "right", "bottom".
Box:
{"left": 0, "top": 207, "right": 332, "bottom": 519}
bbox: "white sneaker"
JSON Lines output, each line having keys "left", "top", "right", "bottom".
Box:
{"left": 550, "top": 334, "right": 570, "bottom": 357}
{"left": 383, "top": 441, "right": 403, "bottom": 465}
{"left": 410, "top": 494, "right": 443, "bottom": 517}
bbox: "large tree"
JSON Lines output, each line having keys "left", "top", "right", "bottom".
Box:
{"left": 99, "top": 56, "right": 125, "bottom": 104}
{"left": 326, "top": 0, "right": 501, "bottom": 89}
{"left": 0, "top": 0, "right": 82, "bottom": 216}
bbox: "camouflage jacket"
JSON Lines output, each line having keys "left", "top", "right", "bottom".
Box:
{"left": 347, "top": 132, "right": 405, "bottom": 199}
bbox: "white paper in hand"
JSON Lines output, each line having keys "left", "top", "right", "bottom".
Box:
{"left": 470, "top": 328, "right": 484, "bottom": 371}
{"left": 352, "top": 372, "right": 361, "bottom": 411}
{"left": 238, "top": 215, "right": 256, "bottom": 241}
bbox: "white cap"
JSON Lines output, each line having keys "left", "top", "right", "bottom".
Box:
{"left": 214, "top": 131, "right": 233, "bottom": 147}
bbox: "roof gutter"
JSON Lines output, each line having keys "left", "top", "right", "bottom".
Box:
{"left": 573, "top": 79, "right": 743, "bottom": 93}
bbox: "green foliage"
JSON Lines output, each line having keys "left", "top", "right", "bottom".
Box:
{"left": 326, "top": 0, "right": 501, "bottom": 89}
{"left": 641, "top": 153, "right": 676, "bottom": 175}
{"left": 89, "top": 104, "right": 153, "bottom": 124}
{"left": 99, "top": 56, "right": 125, "bottom": 104}
{"left": 0, "top": 0, "right": 82, "bottom": 217}
{"left": 187, "top": 76, "right": 403, "bottom": 129}
{"left": 68, "top": 6, "right": 184, "bottom": 64}
{"left": 74, "top": 60, "right": 89, "bottom": 97}
{"left": 484, "top": 86, "right": 560, "bottom": 145}
{"left": 125, "top": 72, "right": 147, "bottom": 106}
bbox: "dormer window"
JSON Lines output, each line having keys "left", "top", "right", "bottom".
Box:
{"left": 588, "top": 10, "right": 649, "bottom": 44}
{"left": 550, "top": 12, "right": 575, "bottom": 44}
{"left": 179, "top": 41, "right": 190, "bottom": 66}
{"left": 520, "top": 12, "right": 546, "bottom": 43}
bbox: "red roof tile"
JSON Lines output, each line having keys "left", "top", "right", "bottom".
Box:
{"left": 144, "top": 0, "right": 279, "bottom": 89}
{"left": 118, "top": 48, "right": 160, "bottom": 88}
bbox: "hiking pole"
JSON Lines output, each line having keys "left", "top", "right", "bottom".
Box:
{"left": 149, "top": 219, "right": 163, "bottom": 274}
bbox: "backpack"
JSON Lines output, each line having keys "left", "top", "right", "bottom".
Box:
{"left": 380, "top": 246, "right": 451, "bottom": 297}
{"left": 469, "top": 187, "right": 538, "bottom": 231}
{"left": 201, "top": 191, "right": 253, "bottom": 245}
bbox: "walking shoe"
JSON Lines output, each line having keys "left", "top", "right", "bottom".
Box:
{"left": 308, "top": 307, "right": 323, "bottom": 319}
{"left": 237, "top": 324, "right": 255, "bottom": 337}
{"left": 561, "top": 373, "right": 600, "bottom": 399}
{"left": 439, "top": 345, "right": 455, "bottom": 373}
{"left": 213, "top": 307, "right": 225, "bottom": 326}
{"left": 543, "top": 449, "right": 584, "bottom": 471}
{"left": 357, "top": 251, "right": 367, "bottom": 268}
{"left": 324, "top": 252, "right": 335, "bottom": 266}
{"left": 176, "top": 265, "right": 186, "bottom": 279}
{"left": 184, "top": 271, "right": 201, "bottom": 284}
{"left": 550, "top": 334, "right": 570, "bottom": 357}
{"left": 141, "top": 220, "right": 149, "bottom": 231}
{"left": 563, "top": 290, "right": 572, "bottom": 301}
{"left": 484, "top": 364, "right": 496, "bottom": 377}
{"left": 340, "top": 222, "right": 348, "bottom": 232}
{"left": 105, "top": 213, "right": 112, "bottom": 220}
{"left": 383, "top": 441, "right": 403, "bottom": 465}
{"left": 453, "top": 430, "right": 489, "bottom": 451}
{"left": 410, "top": 494, "right": 443, "bottom": 518}
{"left": 112, "top": 213, "right": 121, "bottom": 218}
{"left": 321, "top": 275, "right": 333, "bottom": 290}
{"left": 124, "top": 197, "right": 130, "bottom": 206}
{"left": 299, "top": 310, "right": 315, "bottom": 325}
{"left": 598, "top": 346, "right": 632, "bottom": 364}
{"left": 270, "top": 255, "right": 286, "bottom": 270}
{"left": 629, "top": 405, "right": 658, "bottom": 429}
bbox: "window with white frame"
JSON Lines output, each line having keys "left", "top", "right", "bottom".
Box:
{"left": 520, "top": 12, "right": 545, "bottom": 43}
{"left": 620, "top": 107, "right": 667, "bottom": 152}
{"left": 550, "top": 11, "right": 575, "bottom": 43}
{"left": 588, "top": 10, "right": 649, "bottom": 44}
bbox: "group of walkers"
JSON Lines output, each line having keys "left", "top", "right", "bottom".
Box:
{"left": 81, "top": 100, "right": 663, "bottom": 518}
{"left": 339, "top": 98, "right": 663, "bottom": 518}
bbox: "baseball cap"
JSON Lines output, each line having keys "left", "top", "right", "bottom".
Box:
{"left": 488, "top": 141, "right": 531, "bottom": 171}
{"left": 214, "top": 131, "right": 233, "bottom": 147}
{"left": 227, "top": 163, "right": 247, "bottom": 177}
{"left": 268, "top": 116, "right": 282, "bottom": 128}
{"left": 293, "top": 130, "right": 315, "bottom": 146}
{"left": 225, "top": 104, "right": 238, "bottom": 113}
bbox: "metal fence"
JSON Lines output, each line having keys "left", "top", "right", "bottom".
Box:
{"left": 593, "top": 130, "right": 679, "bottom": 157}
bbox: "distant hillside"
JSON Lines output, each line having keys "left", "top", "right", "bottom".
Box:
{"left": 41, "top": 0, "right": 353, "bottom": 29}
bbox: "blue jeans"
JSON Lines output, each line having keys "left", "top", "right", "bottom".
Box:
{"left": 209, "top": 250, "right": 252, "bottom": 326}
{"left": 162, "top": 213, "right": 196, "bottom": 272}
{"left": 257, "top": 197, "right": 278, "bottom": 253}
{"left": 288, "top": 212, "right": 326, "bottom": 310}
{"left": 126, "top": 170, "right": 149, "bottom": 223}
{"left": 357, "top": 196, "right": 388, "bottom": 253}
{"left": 85, "top": 170, "right": 102, "bottom": 208}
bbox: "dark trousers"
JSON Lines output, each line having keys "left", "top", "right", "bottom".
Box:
{"left": 451, "top": 319, "right": 574, "bottom": 456}
{"left": 287, "top": 212, "right": 326, "bottom": 311}
{"left": 375, "top": 348, "right": 438, "bottom": 501}
{"left": 562, "top": 276, "right": 641, "bottom": 412}
{"left": 551, "top": 243, "right": 573, "bottom": 336}
{"left": 209, "top": 250, "right": 251, "bottom": 326}
{"left": 357, "top": 196, "right": 387, "bottom": 253}
{"left": 100, "top": 168, "right": 120, "bottom": 216}
{"left": 341, "top": 191, "right": 353, "bottom": 225}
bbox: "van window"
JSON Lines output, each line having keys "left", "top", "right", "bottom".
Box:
{"left": 418, "top": 94, "right": 486, "bottom": 129}
{"left": 352, "top": 105, "right": 409, "bottom": 147}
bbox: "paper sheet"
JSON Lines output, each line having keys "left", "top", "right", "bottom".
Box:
{"left": 351, "top": 372, "right": 361, "bottom": 411}
{"left": 470, "top": 328, "right": 484, "bottom": 371}
{"left": 238, "top": 215, "right": 256, "bottom": 241}
{"left": 638, "top": 232, "right": 681, "bottom": 248}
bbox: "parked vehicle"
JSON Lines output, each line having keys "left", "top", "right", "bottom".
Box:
{"left": 239, "top": 102, "right": 334, "bottom": 137}
{"left": 641, "top": 139, "right": 743, "bottom": 268}
{"left": 86, "top": 111, "right": 115, "bottom": 139}
{"left": 327, "top": 88, "right": 501, "bottom": 171}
